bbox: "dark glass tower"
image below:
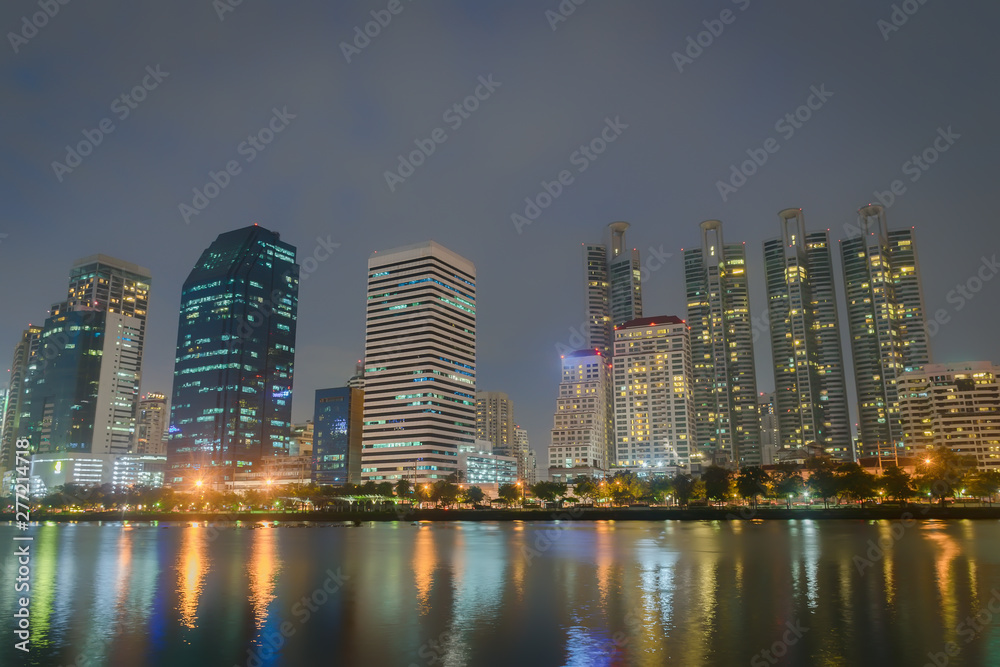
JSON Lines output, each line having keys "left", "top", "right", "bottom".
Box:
{"left": 312, "top": 386, "right": 363, "bottom": 486}
{"left": 168, "top": 225, "right": 299, "bottom": 489}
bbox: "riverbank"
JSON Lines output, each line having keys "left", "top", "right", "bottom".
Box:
{"left": 5, "top": 505, "right": 1000, "bottom": 523}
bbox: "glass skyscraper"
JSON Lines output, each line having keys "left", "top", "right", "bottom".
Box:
{"left": 584, "top": 222, "right": 642, "bottom": 357}
{"left": 312, "top": 386, "right": 363, "bottom": 486}
{"left": 684, "top": 220, "right": 761, "bottom": 466}
{"left": 168, "top": 224, "right": 299, "bottom": 489}
{"left": 763, "top": 209, "right": 851, "bottom": 456}
{"left": 840, "top": 204, "right": 929, "bottom": 458}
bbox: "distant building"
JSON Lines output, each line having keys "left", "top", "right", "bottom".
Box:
{"left": 135, "top": 393, "right": 169, "bottom": 456}
{"left": 361, "top": 241, "right": 476, "bottom": 483}
{"left": 899, "top": 362, "right": 1000, "bottom": 470}
{"left": 526, "top": 448, "right": 538, "bottom": 485}
{"left": 584, "top": 222, "right": 643, "bottom": 358}
{"left": 840, "top": 204, "right": 929, "bottom": 459}
{"left": 291, "top": 421, "right": 314, "bottom": 457}
{"left": 759, "top": 393, "right": 779, "bottom": 465}
{"left": 685, "top": 220, "right": 760, "bottom": 466}
{"left": 29, "top": 452, "right": 166, "bottom": 495}
{"left": 457, "top": 439, "right": 517, "bottom": 487}
{"left": 514, "top": 425, "right": 530, "bottom": 481}
{"left": 476, "top": 391, "right": 516, "bottom": 456}
{"left": 548, "top": 350, "right": 613, "bottom": 479}
{"left": 313, "top": 387, "right": 363, "bottom": 486}
{"left": 0, "top": 325, "right": 41, "bottom": 477}
{"left": 764, "top": 209, "right": 851, "bottom": 455}
{"left": 612, "top": 316, "right": 695, "bottom": 470}
{"left": 168, "top": 225, "right": 299, "bottom": 490}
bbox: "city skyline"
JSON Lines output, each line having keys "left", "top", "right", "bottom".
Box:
{"left": 2, "top": 3, "right": 998, "bottom": 479}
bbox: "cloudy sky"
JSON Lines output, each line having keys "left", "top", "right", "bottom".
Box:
{"left": 2, "top": 1, "right": 997, "bottom": 457}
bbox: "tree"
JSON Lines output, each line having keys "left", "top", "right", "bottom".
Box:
{"left": 574, "top": 478, "right": 600, "bottom": 504}
{"left": 967, "top": 470, "right": 1000, "bottom": 506}
{"left": 395, "top": 479, "right": 412, "bottom": 502}
{"left": 702, "top": 466, "right": 732, "bottom": 506}
{"left": 608, "top": 471, "right": 642, "bottom": 506}
{"left": 671, "top": 474, "right": 695, "bottom": 507}
{"left": 806, "top": 458, "right": 839, "bottom": 508}
{"left": 915, "top": 447, "right": 978, "bottom": 505}
{"left": 497, "top": 484, "right": 521, "bottom": 507}
{"left": 650, "top": 477, "right": 673, "bottom": 505}
{"left": 463, "top": 486, "right": 486, "bottom": 505}
{"left": 836, "top": 463, "right": 879, "bottom": 507}
{"left": 771, "top": 465, "right": 805, "bottom": 508}
{"left": 880, "top": 465, "right": 915, "bottom": 505}
{"left": 431, "top": 481, "right": 459, "bottom": 508}
{"left": 531, "top": 481, "right": 567, "bottom": 505}
{"left": 736, "top": 467, "right": 771, "bottom": 508}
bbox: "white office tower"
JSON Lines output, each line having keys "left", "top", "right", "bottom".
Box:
{"left": 898, "top": 362, "right": 1000, "bottom": 470}
{"left": 547, "top": 350, "right": 613, "bottom": 481}
{"left": 612, "top": 316, "right": 695, "bottom": 470}
{"left": 361, "top": 241, "right": 476, "bottom": 483}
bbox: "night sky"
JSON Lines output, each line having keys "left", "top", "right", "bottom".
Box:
{"left": 2, "top": 1, "right": 997, "bottom": 457}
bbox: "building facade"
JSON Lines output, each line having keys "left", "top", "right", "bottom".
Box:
{"left": 0, "top": 325, "right": 42, "bottom": 477}
{"left": 547, "top": 350, "right": 613, "bottom": 477}
{"left": 584, "top": 222, "right": 643, "bottom": 357}
{"left": 476, "top": 391, "right": 516, "bottom": 456}
{"left": 684, "top": 220, "right": 761, "bottom": 466}
{"left": 361, "top": 241, "right": 476, "bottom": 484}
{"left": 899, "top": 362, "right": 1000, "bottom": 470}
{"left": 840, "top": 205, "right": 929, "bottom": 458}
{"left": 135, "top": 392, "right": 169, "bottom": 455}
{"left": 764, "top": 209, "right": 851, "bottom": 456}
{"left": 612, "top": 316, "right": 695, "bottom": 470}
{"left": 313, "top": 387, "right": 363, "bottom": 486}
{"left": 168, "top": 225, "right": 299, "bottom": 490}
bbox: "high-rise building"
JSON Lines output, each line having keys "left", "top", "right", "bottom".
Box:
{"left": 0, "top": 325, "right": 42, "bottom": 476}
{"left": 291, "top": 421, "right": 314, "bottom": 457}
{"left": 313, "top": 387, "right": 363, "bottom": 485}
{"left": 361, "top": 241, "right": 476, "bottom": 484}
{"left": 135, "top": 392, "right": 169, "bottom": 456}
{"left": 684, "top": 220, "right": 760, "bottom": 466}
{"left": 168, "top": 225, "right": 299, "bottom": 489}
{"left": 584, "top": 222, "right": 643, "bottom": 357}
{"left": 476, "top": 391, "right": 515, "bottom": 454}
{"left": 840, "top": 205, "right": 929, "bottom": 459}
{"left": 612, "top": 316, "right": 695, "bottom": 469}
{"left": 758, "top": 392, "right": 779, "bottom": 464}
{"left": 899, "top": 362, "right": 1000, "bottom": 470}
{"left": 19, "top": 255, "right": 150, "bottom": 458}
{"left": 514, "top": 425, "right": 530, "bottom": 481}
{"left": 764, "top": 209, "right": 851, "bottom": 456}
{"left": 547, "top": 350, "right": 613, "bottom": 477}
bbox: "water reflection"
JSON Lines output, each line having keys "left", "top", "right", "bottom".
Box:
{"left": 177, "top": 526, "right": 209, "bottom": 629}
{"left": 0, "top": 520, "right": 995, "bottom": 667}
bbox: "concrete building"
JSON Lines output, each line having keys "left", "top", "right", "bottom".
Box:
{"left": 584, "top": 222, "right": 643, "bottom": 358}
{"left": 361, "top": 241, "right": 476, "bottom": 484}
{"left": 0, "top": 325, "right": 42, "bottom": 478}
{"left": 291, "top": 421, "right": 314, "bottom": 457}
{"left": 135, "top": 392, "right": 168, "bottom": 456}
{"left": 899, "top": 362, "right": 1000, "bottom": 470}
{"left": 764, "top": 209, "right": 851, "bottom": 456}
{"left": 612, "top": 316, "right": 695, "bottom": 470}
{"left": 476, "top": 391, "right": 516, "bottom": 459}
{"left": 685, "top": 220, "right": 760, "bottom": 466}
{"left": 840, "top": 204, "right": 929, "bottom": 459}
{"left": 547, "top": 350, "right": 613, "bottom": 479}
{"left": 758, "top": 392, "right": 780, "bottom": 465}
{"left": 29, "top": 452, "right": 167, "bottom": 496}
